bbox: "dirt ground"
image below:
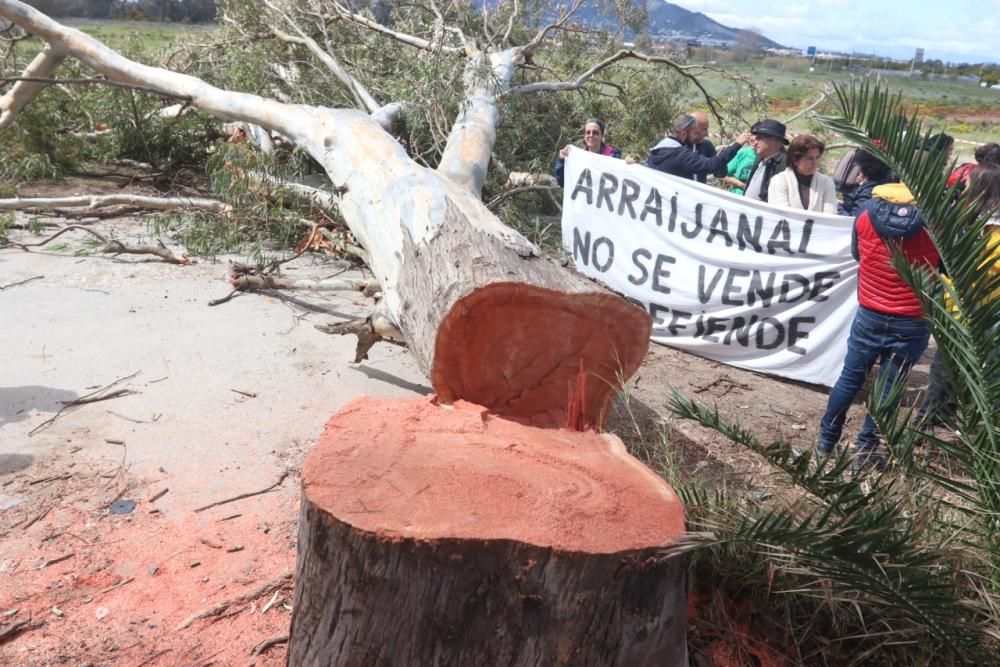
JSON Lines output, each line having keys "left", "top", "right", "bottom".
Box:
{"left": 0, "top": 189, "right": 934, "bottom": 665}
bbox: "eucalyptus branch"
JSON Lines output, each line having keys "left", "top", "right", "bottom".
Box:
{"left": 519, "top": 0, "right": 586, "bottom": 55}
{"left": 328, "top": 0, "right": 462, "bottom": 55}
{"left": 264, "top": 0, "right": 379, "bottom": 113}
{"left": 504, "top": 49, "right": 732, "bottom": 127}
{"left": 0, "top": 75, "right": 194, "bottom": 101}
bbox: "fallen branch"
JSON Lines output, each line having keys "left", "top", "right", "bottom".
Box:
{"left": 0, "top": 274, "right": 43, "bottom": 290}
{"left": 193, "top": 470, "right": 290, "bottom": 513}
{"left": 176, "top": 572, "right": 292, "bottom": 630}
{"left": 29, "top": 370, "right": 140, "bottom": 437}
{"left": 315, "top": 315, "right": 407, "bottom": 363}
{"left": 228, "top": 273, "right": 380, "bottom": 295}
{"left": 61, "top": 388, "right": 133, "bottom": 406}
{"left": 99, "top": 576, "right": 134, "bottom": 594}
{"left": 9, "top": 225, "right": 192, "bottom": 265}
{"left": 37, "top": 552, "right": 74, "bottom": 569}
{"left": 0, "top": 194, "right": 229, "bottom": 213}
{"left": 0, "top": 618, "right": 43, "bottom": 645}
{"left": 487, "top": 184, "right": 560, "bottom": 211}
{"left": 251, "top": 633, "right": 290, "bottom": 656}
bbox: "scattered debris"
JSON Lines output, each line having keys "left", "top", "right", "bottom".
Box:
{"left": 29, "top": 371, "right": 141, "bottom": 437}
{"left": 193, "top": 471, "right": 289, "bottom": 514}
{"left": 0, "top": 275, "right": 44, "bottom": 290}
{"left": 200, "top": 538, "right": 222, "bottom": 549}
{"left": 218, "top": 514, "right": 241, "bottom": 522}
{"left": 95, "top": 607, "right": 109, "bottom": 620}
{"left": 104, "top": 438, "right": 124, "bottom": 445}
{"left": 37, "top": 553, "right": 75, "bottom": 570}
{"left": 250, "top": 633, "right": 289, "bottom": 656}
{"left": 147, "top": 565, "right": 159, "bottom": 576}
{"left": 225, "top": 545, "right": 244, "bottom": 553}
{"left": 148, "top": 488, "right": 168, "bottom": 503}
{"left": 230, "top": 389, "right": 257, "bottom": 399}
{"left": 260, "top": 591, "right": 279, "bottom": 614}
{"left": 51, "top": 606, "right": 63, "bottom": 617}
{"left": 0, "top": 618, "right": 42, "bottom": 645}
{"left": 176, "top": 571, "right": 292, "bottom": 630}
{"left": 100, "top": 576, "right": 134, "bottom": 594}
{"left": 189, "top": 560, "right": 201, "bottom": 568}
{"left": 109, "top": 500, "right": 136, "bottom": 515}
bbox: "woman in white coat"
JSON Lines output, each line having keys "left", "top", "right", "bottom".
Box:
{"left": 767, "top": 134, "right": 838, "bottom": 213}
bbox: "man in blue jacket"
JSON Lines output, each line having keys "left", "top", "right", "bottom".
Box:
{"left": 646, "top": 114, "right": 751, "bottom": 182}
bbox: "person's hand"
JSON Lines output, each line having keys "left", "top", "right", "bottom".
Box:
{"left": 736, "top": 131, "right": 753, "bottom": 146}
{"left": 624, "top": 154, "right": 638, "bottom": 165}
{"left": 559, "top": 145, "right": 571, "bottom": 159}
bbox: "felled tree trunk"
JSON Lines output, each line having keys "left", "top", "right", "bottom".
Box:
{"left": 289, "top": 397, "right": 688, "bottom": 666}
{"left": 0, "top": 1, "right": 651, "bottom": 427}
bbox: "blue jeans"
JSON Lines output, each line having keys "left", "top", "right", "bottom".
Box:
{"left": 818, "top": 306, "right": 930, "bottom": 453}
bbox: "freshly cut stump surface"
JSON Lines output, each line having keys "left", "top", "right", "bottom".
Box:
{"left": 288, "top": 396, "right": 687, "bottom": 667}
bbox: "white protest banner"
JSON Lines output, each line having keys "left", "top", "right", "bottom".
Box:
{"left": 561, "top": 147, "right": 858, "bottom": 387}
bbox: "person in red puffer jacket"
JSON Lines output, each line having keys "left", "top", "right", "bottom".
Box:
{"left": 816, "top": 181, "right": 941, "bottom": 474}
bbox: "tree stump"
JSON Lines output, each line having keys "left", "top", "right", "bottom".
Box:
{"left": 289, "top": 396, "right": 688, "bottom": 666}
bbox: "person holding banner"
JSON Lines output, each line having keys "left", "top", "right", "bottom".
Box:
{"left": 816, "top": 181, "right": 941, "bottom": 474}
{"left": 768, "top": 134, "right": 838, "bottom": 213}
{"left": 743, "top": 119, "right": 789, "bottom": 203}
{"left": 554, "top": 118, "right": 621, "bottom": 186}
{"left": 645, "top": 114, "right": 752, "bottom": 182}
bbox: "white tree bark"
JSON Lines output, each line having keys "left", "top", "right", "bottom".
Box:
{"left": 0, "top": 194, "right": 230, "bottom": 213}
{"left": 0, "top": 44, "right": 64, "bottom": 130}
{"left": 0, "top": 0, "right": 650, "bottom": 427}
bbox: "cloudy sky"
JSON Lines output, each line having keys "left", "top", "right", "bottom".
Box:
{"left": 673, "top": 0, "right": 999, "bottom": 64}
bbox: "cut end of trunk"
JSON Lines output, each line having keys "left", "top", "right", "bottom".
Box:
{"left": 430, "top": 283, "right": 652, "bottom": 428}
{"left": 304, "top": 396, "right": 684, "bottom": 555}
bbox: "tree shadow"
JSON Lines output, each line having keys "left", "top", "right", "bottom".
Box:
{"left": 0, "top": 385, "right": 79, "bottom": 428}
{"left": 350, "top": 365, "right": 433, "bottom": 396}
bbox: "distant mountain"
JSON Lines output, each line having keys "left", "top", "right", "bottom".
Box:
{"left": 644, "top": 1, "right": 784, "bottom": 49}
{"left": 569, "top": 1, "right": 787, "bottom": 50}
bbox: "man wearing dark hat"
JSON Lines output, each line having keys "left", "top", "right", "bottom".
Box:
{"left": 743, "top": 119, "right": 789, "bottom": 202}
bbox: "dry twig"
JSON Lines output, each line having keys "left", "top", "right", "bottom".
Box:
{"left": 176, "top": 572, "right": 292, "bottom": 630}
{"left": 0, "top": 274, "right": 43, "bottom": 290}
{"left": 250, "top": 633, "right": 289, "bottom": 656}
{"left": 193, "top": 471, "right": 290, "bottom": 513}
{"left": 8, "top": 224, "right": 192, "bottom": 265}
{"left": 29, "top": 371, "right": 139, "bottom": 436}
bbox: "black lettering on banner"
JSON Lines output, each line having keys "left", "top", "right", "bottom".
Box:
{"left": 721, "top": 268, "right": 751, "bottom": 306}
{"left": 591, "top": 236, "right": 614, "bottom": 272}
{"left": 747, "top": 271, "right": 776, "bottom": 307}
{"left": 707, "top": 209, "right": 733, "bottom": 247}
{"left": 640, "top": 188, "right": 663, "bottom": 226}
{"left": 736, "top": 214, "right": 763, "bottom": 252}
{"left": 787, "top": 316, "right": 815, "bottom": 355}
{"left": 651, "top": 254, "right": 676, "bottom": 294}
{"left": 779, "top": 273, "right": 810, "bottom": 304}
{"left": 668, "top": 194, "right": 678, "bottom": 232}
{"left": 755, "top": 317, "right": 785, "bottom": 350}
{"left": 668, "top": 309, "right": 692, "bottom": 335}
{"left": 723, "top": 315, "right": 758, "bottom": 347}
{"left": 681, "top": 203, "right": 704, "bottom": 239}
{"left": 702, "top": 317, "right": 726, "bottom": 343}
{"left": 649, "top": 302, "right": 670, "bottom": 327}
{"left": 596, "top": 172, "right": 619, "bottom": 212}
{"left": 809, "top": 271, "right": 840, "bottom": 301}
{"left": 697, "top": 265, "right": 724, "bottom": 304}
{"left": 570, "top": 168, "right": 593, "bottom": 205}
{"left": 618, "top": 179, "right": 641, "bottom": 219}
{"left": 797, "top": 219, "right": 814, "bottom": 254}
{"left": 571, "top": 228, "right": 614, "bottom": 272}
{"left": 767, "top": 218, "right": 792, "bottom": 254}
{"left": 628, "top": 249, "right": 652, "bottom": 286}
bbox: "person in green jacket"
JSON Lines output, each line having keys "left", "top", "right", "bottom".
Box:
{"left": 723, "top": 145, "right": 758, "bottom": 195}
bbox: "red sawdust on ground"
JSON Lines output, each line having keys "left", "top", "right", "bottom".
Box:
{"left": 0, "top": 460, "right": 298, "bottom": 666}
{"left": 687, "top": 593, "right": 792, "bottom": 667}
